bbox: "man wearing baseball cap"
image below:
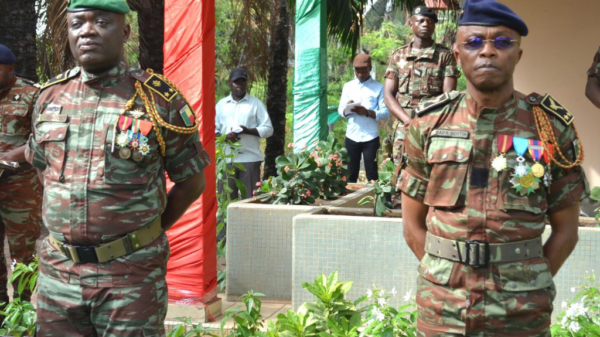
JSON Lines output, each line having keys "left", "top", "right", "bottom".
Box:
{"left": 215, "top": 67, "right": 273, "bottom": 201}
{"left": 338, "top": 54, "right": 389, "bottom": 182}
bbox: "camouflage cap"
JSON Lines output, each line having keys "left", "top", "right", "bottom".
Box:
{"left": 67, "top": 0, "right": 131, "bottom": 14}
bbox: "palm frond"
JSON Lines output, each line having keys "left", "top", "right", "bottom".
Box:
{"left": 39, "top": 0, "right": 74, "bottom": 79}
{"left": 288, "top": 0, "right": 423, "bottom": 54}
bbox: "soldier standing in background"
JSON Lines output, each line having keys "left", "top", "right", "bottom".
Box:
{"left": 26, "top": 0, "right": 210, "bottom": 335}
{"left": 0, "top": 44, "right": 41, "bottom": 305}
{"left": 399, "top": 0, "right": 588, "bottom": 335}
{"left": 585, "top": 46, "right": 600, "bottom": 108}
{"left": 384, "top": 5, "right": 459, "bottom": 168}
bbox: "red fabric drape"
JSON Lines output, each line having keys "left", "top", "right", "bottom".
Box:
{"left": 163, "top": 0, "right": 217, "bottom": 305}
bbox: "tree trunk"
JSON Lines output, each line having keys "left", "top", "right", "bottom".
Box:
{"left": 0, "top": 0, "right": 38, "bottom": 81}
{"left": 263, "top": 0, "right": 289, "bottom": 179}
{"left": 128, "top": 0, "right": 164, "bottom": 73}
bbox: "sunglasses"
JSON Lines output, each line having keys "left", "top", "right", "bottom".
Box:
{"left": 460, "top": 36, "right": 519, "bottom": 51}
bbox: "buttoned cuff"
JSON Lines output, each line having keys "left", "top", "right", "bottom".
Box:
{"left": 397, "top": 168, "right": 428, "bottom": 202}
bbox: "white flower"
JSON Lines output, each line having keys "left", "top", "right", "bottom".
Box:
{"left": 367, "top": 289, "right": 373, "bottom": 298}
{"left": 565, "top": 305, "right": 577, "bottom": 319}
{"left": 568, "top": 321, "right": 581, "bottom": 333}
{"left": 573, "top": 301, "right": 589, "bottom": 316}
{"left": 380, "top": 289, "right": 385, "bottom": 296}
{"left": 571, "top": 287, "right": 576, "bottom": 293}
{"left": 560, "top": 316, "right": 568, "bottom": 328}
{"left": 372, "top": 307, "right": 385, "bottom": 322}
{"left": 377, "top": 297, "right": 387, "bottom": 306}
{"left": 10, "top": 259, "right": 16, "bottom": 271}
{"left": 391, "top": 287, "right": 397, "bottom": 298}
{"left": 403, "top": 289, "right": 413, "bottom": 302}
{"left": 561, "top": 301, "right": 568, "bottom": 309}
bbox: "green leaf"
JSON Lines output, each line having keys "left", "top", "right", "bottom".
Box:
{"left": 591, "top": 187, "right": 600, "bottom": 201}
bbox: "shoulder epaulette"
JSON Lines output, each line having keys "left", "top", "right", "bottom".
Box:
{"left": 132, "top": 70, "right": 178, "bottom": 102}
{"left": 40, "top": 69, "right": 78, "bottom": 91}
{"left": 526, "top": 93, "right": 573, "bottom": 126}
{"left": 415, "top": 91, "right": 460, "bottom": 116}
{"left": 392, "top": 44, "right": 409, "bottom": 54}
{"left": 18, "top": 78, "right": 35, "bottom": 86}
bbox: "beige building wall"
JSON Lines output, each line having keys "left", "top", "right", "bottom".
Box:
{"left": 497, "top": 0, "right": 600, "bottom": 188}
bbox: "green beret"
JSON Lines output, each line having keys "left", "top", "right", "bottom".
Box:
{"left": 67, "top": 0, "right": 131, "bottom": 14}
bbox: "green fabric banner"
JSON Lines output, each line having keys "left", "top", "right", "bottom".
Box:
{"left": 293, "top": 0, "right": 328, "bottom": 152}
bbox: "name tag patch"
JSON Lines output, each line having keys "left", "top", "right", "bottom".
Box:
{"left": 38, "top": 114, "right": 68, "bottom": 123}
{"left": 430, "top": 129, "right": 470, "bottom": 139}
{"left": 45, "top": 104, "right": 62, "bottom": 115}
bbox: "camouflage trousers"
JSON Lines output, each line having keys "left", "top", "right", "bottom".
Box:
{"left": 0, "top": 169, "right": 41, "bottom": 302}
{"left": 37, "top": 273, "right": 168, "bottom": 336}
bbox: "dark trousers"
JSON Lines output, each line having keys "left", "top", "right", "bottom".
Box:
{"left": 217, "top": 161, "right": 262, "bottom": 200}
{"left": 345, "top": 137, "right": 380, "bottom": 183}
{"left": 217, "top": 161, "right": 262, "bottom": 243}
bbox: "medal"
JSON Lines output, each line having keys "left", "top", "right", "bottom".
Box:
{"left": 119, "top": 147, "right": 132, "bottom": 159}
{"left": 510, "top": 166, "right": 541, "bottom": 196}
{"left": 519, "top": 174, "right": 535, "bottom": 188}
{"left": 139, "top": 142, "right": 150, "bottom": 156}
{"left": 116, "top": 132, "right": 129, "bottom": 147}
{"left": 528, "top": 139, "right": 545, "bottom": 178}
{"left": 132, "top": 151, "right": 144, "bottom": 162}
{"left": 513, "top": 137, "right": 530, "bottom": 177}
{"left": 492, "top": 135, "right": 513, "bottom": 172}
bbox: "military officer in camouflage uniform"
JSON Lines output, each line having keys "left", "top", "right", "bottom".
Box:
{"left": 384, "top": 5, "right": 459, "bottom": 167}
{"left": 585, "top": 46, "right": 600, "bottom": 108}
{"left": 26, "top": 0, "right": 209, "bottom": 335}
{"left": 398, "top": 0, "right": 588, "bottom": 336}
{"left": 0, "top": 44, "right": 41, "bottom": 304}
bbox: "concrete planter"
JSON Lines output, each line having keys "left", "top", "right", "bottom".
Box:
{"left": 292, "top": 210, "right": 600, "bottom": 321}
{"left": 226, "top": 185, "right": 373, "bottom": 301}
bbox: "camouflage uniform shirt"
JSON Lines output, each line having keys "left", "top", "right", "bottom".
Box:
{"left": 26, "top": 62, "right": 208, "bottom": 287}
{"left": 384, "top": 42, "right": 459, "bottom": 115}
{"left": 1, "top": 77, "right": 37, "bottom": 154}
{"left": 586, "top": 46, "right": 600, "bottom": 79}
{"left": 398, "top": 91, "right": 588, "bottom": 336}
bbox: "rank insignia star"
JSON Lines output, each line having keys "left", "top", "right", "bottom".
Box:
{"left": 12, "top": 94, "right": 21, "bottom": 102}
{"left": 144, "top": 74, "right": 177, "bottom": 102}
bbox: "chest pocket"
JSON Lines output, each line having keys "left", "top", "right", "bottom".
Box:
{"left": 35, "top": 121, "right": 69, "bottom": 181}
{"left": 425, "top": 68, "right": 443, "bottom": 95}
{"left": 103, "top": 125, "right": 161, "bottom": 185}
{"left": 397, "top": 68, "right": 411, "bottom": 95}
{"left": 496, "top": 150, "right": 548, "bottom": 215}
{"left": 1, "top": 103, "right": 29, "bottom": 136}
{"left": 424, "top": 137, "right": 472, "bottom": 208}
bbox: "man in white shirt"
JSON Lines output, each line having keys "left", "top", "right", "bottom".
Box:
{"left": 216, "top": 68, "right": 274, "bottom": 199}
{"left": 338, "top": 54, "right": 390, "bottom": 182}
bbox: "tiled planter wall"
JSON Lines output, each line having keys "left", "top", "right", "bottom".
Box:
{"left": 226, "top": 186, "right": 373, "bottom": 301}
{"left": 292, "top": 210, "right": 599, "bottom": 321}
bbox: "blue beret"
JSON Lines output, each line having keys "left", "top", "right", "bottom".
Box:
{"left": 0, "top": 44, "right": 16, "bottom": 65}
{"left": 459, "top": 0, "right": 528, "bottom": 37}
